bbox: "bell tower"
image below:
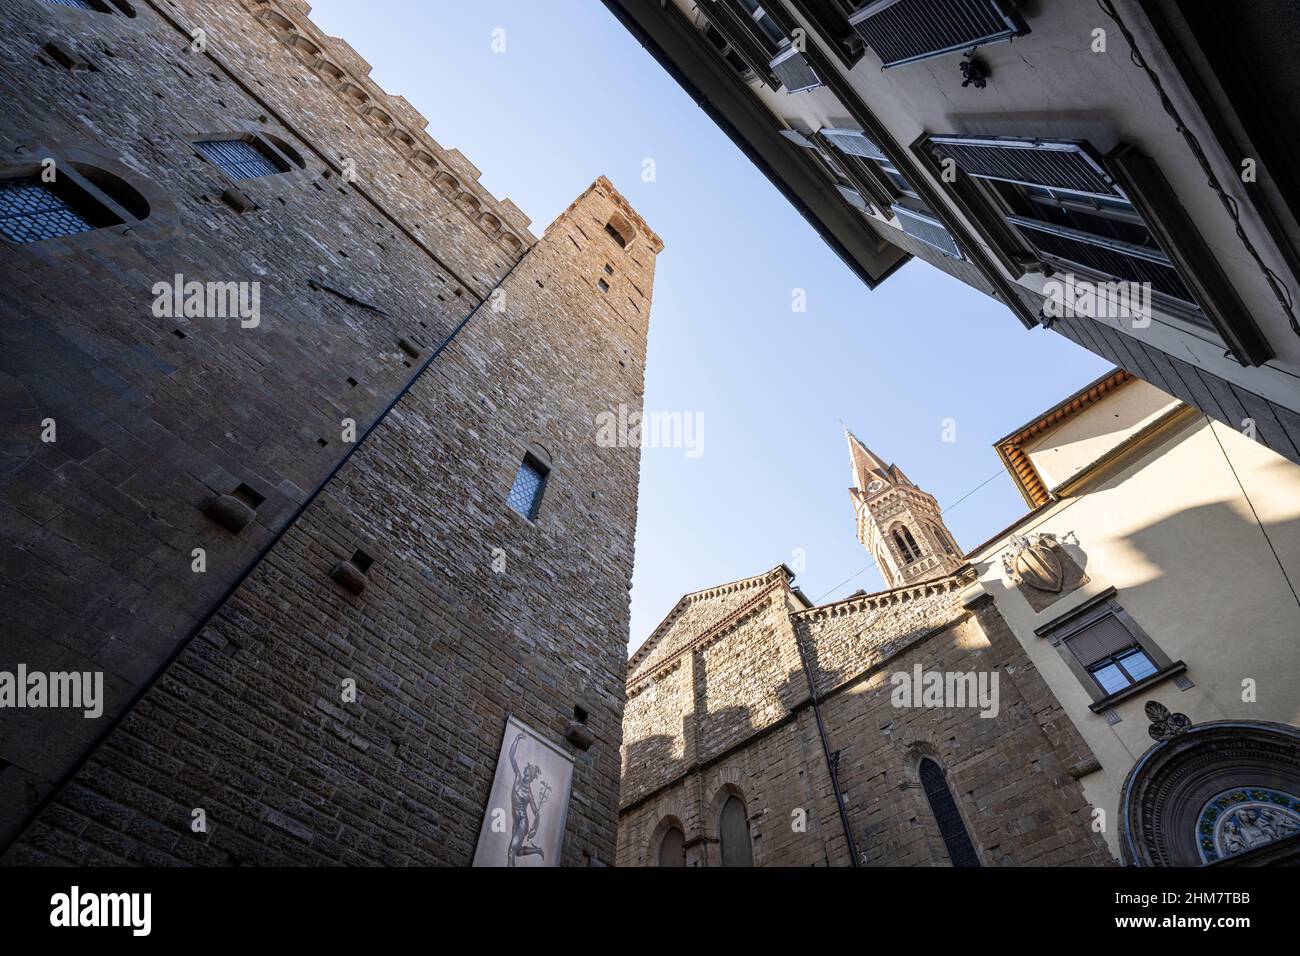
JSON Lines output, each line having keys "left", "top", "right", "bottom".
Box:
{"left": 845, "top": 429, "right": 964, "bottom": 589}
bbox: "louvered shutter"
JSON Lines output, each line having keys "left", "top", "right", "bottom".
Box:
{"left": 1007, "top": 217, "right": 1195, "bottom": 304}
{"left": 820, "top": 127, "right": 888, "bottom": 162}
{"left": 892, "top": 204, "right": 962, "bottom": 259}
{"left": 928, "top": 136, "right": 1123, "bottom": 199}
{"left": 849, "top": 0, "right": 1028, "bottom": 68}
{"left": 1064, "top": 615, "right": 1138, "bottom": 667}
{"left": 770, "top": 45, "right": 822, "bottom": 93}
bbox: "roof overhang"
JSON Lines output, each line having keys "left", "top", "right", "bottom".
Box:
{"left": 601, "top": 0, "right": 910, "bottom": 288}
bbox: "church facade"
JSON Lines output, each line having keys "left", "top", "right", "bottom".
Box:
{"left": 618, "top": 371, "right": 1300, "bottom": 866}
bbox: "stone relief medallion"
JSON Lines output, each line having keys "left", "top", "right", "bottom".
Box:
{"left": 1015, "top": 540, "right": 1063, "bottom": 592}
{"left": 1197, "top": 788, "right": 1300, "bottom": 863}
{"left": 1003, "top": 532, "right": 1088, "bottom": 612}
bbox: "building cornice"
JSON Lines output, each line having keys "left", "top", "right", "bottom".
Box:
{"left": 995, "top": 368, "right": 1135, "bottom": 508}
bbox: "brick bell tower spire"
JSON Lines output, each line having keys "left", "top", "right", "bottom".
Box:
{"left": 844, "top": 428, "right": 964, "bottom": 589}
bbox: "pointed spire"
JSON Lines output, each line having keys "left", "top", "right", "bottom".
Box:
{"left": 844, "top": 427, "right": 890, "bottom": 491}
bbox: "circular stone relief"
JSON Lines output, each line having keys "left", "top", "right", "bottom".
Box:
{"left": 1197, "top": 787, "right": 1300, "bottom": 863}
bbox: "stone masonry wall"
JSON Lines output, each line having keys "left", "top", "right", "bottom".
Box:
{"left": 1, "top": 0, "right": 661, "bottom": 865}
{"left": 618, "top": 574, "right": 1114, "bottom": 866}
{"left": 0, "top": 0, "right": 537, "bottom": 847}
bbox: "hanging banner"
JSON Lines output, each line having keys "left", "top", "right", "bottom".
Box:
{"left": 472, "top": 715, "right": 574, "bottom": 867}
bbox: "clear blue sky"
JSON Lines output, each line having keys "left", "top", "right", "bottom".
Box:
{"left": 306, "top": 0, "right": 1110, "bottom": 653}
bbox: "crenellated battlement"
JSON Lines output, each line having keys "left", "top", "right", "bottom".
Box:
{"left": 240, "top": 0, "right": 535, "bottom": 249}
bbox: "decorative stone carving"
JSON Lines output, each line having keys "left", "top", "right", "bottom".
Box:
{"left": 1119, "top": 720, "right": 1300, "bottom": 866}
{"left": 1003, "top": 531, "right": 1089, "bottom": 612}
{"left": 1198, "top": 788, "right": 1300, "bottom": 862}
{"left": 1145, "top": 700, "right": 1191, "bottom": 741}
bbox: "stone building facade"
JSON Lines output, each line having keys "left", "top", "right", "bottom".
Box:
{"left": 621, "top": 376, "right": 1300, "bottom": 867}
{"left": 1, "top": 0, "right": 660, "bottom": 865}
{"left": 618, "top": 560, "right": 1114, "bottom": 866}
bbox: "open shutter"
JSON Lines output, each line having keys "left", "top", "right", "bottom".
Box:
{"left": 1006, "top": 217, "right": 1195, "bottom": 306}
{"left": 893, "top": 204, "right": 963, "bottom": 259}
{"left": 770, "top": 45, "right": 823, "bottom": 92}
{"left": 820, "top": 127, "right": 888, "bottom": 162}
{"left": 837, "top": 184, "right": 871, "bottom": 212}
{"left": 849, "top": 0, "right": 1029, "bottom": 68}
{"left": 928, "top": 136, "right": 1123, "bottom": 199}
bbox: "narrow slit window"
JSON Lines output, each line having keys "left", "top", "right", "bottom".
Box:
{"left": 919, "top": 758, "right": 980, "bottom": 867}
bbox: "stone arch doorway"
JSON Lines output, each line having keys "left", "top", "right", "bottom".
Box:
{"left": 1120, "top": 714, "right": 1300, "bottom": 866}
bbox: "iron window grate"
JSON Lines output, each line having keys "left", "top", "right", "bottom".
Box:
{"left": 196, "top": 139, "right": 286, "bottom": 180}
{"left": 1008, "top": 215, "right": 1196, "bottom": 306}
{"left": 849, "top": 0, "right": 1027, "bottom": 68}
{"left": 820, "top": 127, "right": 888, "bottom": 162}
{"left": 506, "top": 456, "right": 548, "bottom": 520}
{"left": 0, "top": 177, "right": 97, "bottom": 244}
{"left": 919, "top": 759, "right": 981, "bottom": 867}
{"left": 929, "top": 136, "right": 1123, "bottom": 200}
{"left": 893, "top": 203, "right": 962, "bottom": 259}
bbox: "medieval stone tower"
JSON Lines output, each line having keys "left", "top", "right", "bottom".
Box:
{"left": 846, "top": 431, "right": 964, "bottom": 589}
{"left": 0, "top": 0, "right": 659, "bottom": 866}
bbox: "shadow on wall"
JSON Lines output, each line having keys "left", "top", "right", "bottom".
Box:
{"left": 976, "top": 457, "right": 1300, "bottom": 728}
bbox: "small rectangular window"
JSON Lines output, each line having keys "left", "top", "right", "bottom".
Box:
{"left": 1086, "top": 648, "right": 1158, "bottom": 695}
{"left": 196, "top": 138, "right": 287, "bottom": 180}
{"left": 597, "top": 278, "right": 610, "bottom": 293}
{"left": 506, "top": 454, "right": 548, "bottom": 520}
{"left": 1036, "top": 588, "right": 1182, "bottom": 708}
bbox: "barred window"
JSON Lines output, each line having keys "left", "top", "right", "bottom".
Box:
{"left": 43, "top": 0, "right": 136, "bottom": 15}
{"left": 506, "top": 454, "right": 548, "bottom": 520}
{"left": 919, "top": 758, "right": 980, "bottom": 867}
{"left": 196, "top": 138, "right": 288, "bottom": 180}
{"left": 0, "top": 177, "right": 100, "bottom": 244}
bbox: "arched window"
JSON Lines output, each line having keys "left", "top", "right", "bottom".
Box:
{"left": 0, "top": 162, "right": 149, "bottom": 245}
{"left": 658, "top": 826, "right": 686, "bottom": 867}
{"left": 932, "top": 524, "right": 955, "bottom": 556}
{"left": 918, "top": 758, "right": 980, "bottom": 867}
{"left": 893, "top": 526, "right": 922, "bottom": 564}
{"left": 718, "top": 795, "right": 753, "bottom": 866}
{"left": 195, "top": 136, "right": 291, "bottom": 180}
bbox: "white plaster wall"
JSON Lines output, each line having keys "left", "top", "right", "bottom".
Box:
{"left": 972, "top": 408, "right": 1300, "bottom": 856}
